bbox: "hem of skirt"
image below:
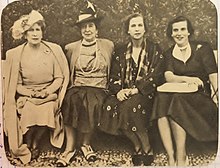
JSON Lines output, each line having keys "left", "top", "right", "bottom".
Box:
{"left": 63, "top": 122, "right": 95, "bottom": 133}
{"left": 22, "top": 124, "right": 55, "bottom": 135}
{"left": 158, "top": 114, "right": 218, "bottom": 142}
{"left": 173, "top": 118, "right": 218, "bottom": 142}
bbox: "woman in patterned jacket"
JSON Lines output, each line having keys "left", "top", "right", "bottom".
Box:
{"left": 100, "top": 13, "right": 165, "bottom": 166}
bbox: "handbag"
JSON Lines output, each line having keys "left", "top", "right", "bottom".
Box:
{"left": 157, "top": 82, "right": 198, "bottom": 93}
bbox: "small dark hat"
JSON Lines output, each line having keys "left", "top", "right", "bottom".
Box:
{"left": 75, "top": 1, "right": 102, "bottom": 26}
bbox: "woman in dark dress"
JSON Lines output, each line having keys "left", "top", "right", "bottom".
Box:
{"left": 100, "top": 13, "right": 165, "bottom": 166}
{"left": 151, "top": 16, "right": 218, "bottom": 166}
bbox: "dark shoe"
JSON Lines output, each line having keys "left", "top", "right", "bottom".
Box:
{"left": 132, "top": 154, "right": 143, "bottom": 166}
{"left": 56, "top": 150, "right": 76, "bottom": 167}
{"left": 131, "top": 148, "right": 143, "bottom": 166}
{"left": 31, "top": 148, "right": 40, "bottom": 160}
{"left": 142, "top": 154, "right": 154, "bottom": 166}
{"left": 142, "top": 148, "right": 154, "bottom": 166}
{"left": 81, "top": 144, "right": 97, "bottom": 162}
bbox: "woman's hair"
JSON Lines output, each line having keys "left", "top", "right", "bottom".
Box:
{"left": 124, "top": 13, "right": 147, "bottom": 34}
{"left": 166, "top": 16, "right": 194, "bottom": 39}
{"left": 24, "top": 20, "right": 46, "bottom": 35}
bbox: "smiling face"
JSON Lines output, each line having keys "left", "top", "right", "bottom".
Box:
{"left": 80, "top": 21, "right": 98, "bottom": 42}
{"left": 25, "top": 23, "right": 43, "bottom": 46}
{"left": 171, "top": 21, "right": 190, "bottom": 47}
{"left": 127, "top": 16, "right": 145, "bottom": 40}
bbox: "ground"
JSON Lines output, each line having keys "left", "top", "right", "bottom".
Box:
{"left": 4, "top": 127, "right": 218, "bottom": 167}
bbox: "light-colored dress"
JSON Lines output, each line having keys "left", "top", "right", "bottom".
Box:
{"left": 4, "top": 41, "right": 69, "bottom": 164}
{"left": 17, "top": 44, "right": 63, "bottom": 134}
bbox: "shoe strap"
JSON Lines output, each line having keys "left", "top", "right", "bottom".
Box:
{"left": 81, "top": 144, "right": 96, "bottom": 159}
{"left": 82, "top": 144, "right": 94, "bottom": 152}
{"left": 56, "top": 159, "right": 68, "bottom": 167}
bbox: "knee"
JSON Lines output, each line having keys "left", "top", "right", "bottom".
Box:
{"left": 158, "top": 116, "right": 168, "bottom": 122}
{"left": 65, "top": 125, "right": 75, "bottom": 133}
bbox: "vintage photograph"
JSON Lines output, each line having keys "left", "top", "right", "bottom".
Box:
{"left": 0, "top": 0, "right": 219, "bottom": 167}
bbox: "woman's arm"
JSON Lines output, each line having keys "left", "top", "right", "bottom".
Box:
{"left": 17, "top": 77, "right": 63, "bottom": 98}
{"left": 43, "top": 77, "right": 63, "bottom": 95}
{"left": 108, "top": 48, "right": 123, "bottom": 95}
{"left": 16, "top": 71, "right": 34, "bottom": 97}
{"left": 135, "top": 44, "right": 166, "bottom": 96}
{"left": 17, "top": 84, "right": 34, "bottom": 97}
{"left": 40, "top": 56, "right": 64, "bottom": 97}
{"left": 165, "top": 71, "right": 204, "bottom": 87}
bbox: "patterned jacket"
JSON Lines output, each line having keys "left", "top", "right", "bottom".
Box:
{"left": 108, "top": 39, "right": 165, "bottom": 100}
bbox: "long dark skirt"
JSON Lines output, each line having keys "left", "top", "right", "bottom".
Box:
{"left": 151, "top": 91, "right": 218, "bottom": 141}
{"left": 61, "top": 86, "right": 108, "bottom": 133}
{"left": 99, "top": 94, "right": 153, "bottom": 135}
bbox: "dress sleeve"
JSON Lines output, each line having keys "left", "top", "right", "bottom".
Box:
{"left": 164, "top": 50, "right": 174, "bottom": 72}
{"left": 136, "top": 43, "right": 166, "bottom": 96}
{"left": 199, "top": 43, "right": 217, "bottom": 74}
{"left": 17, "top": 66, "right": 33, "bottom": 96}
{"left": 53, "top": 57, "right": 63, "bottom": 79}
{"left": 108, "top": 50, "right": 122, "bottom": 95}
{"left": 44, "top": 55, "right": 64, "bottom": 94}
{"left": 17, "top": 69, "right": 23, "bottom": 84}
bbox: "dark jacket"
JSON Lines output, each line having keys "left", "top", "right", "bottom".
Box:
{"left": 108, "top": 39, "right": 165, "bottom": 99}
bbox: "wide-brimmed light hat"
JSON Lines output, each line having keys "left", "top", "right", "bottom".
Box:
{"left": 10, "top": 10, "right": 44, "bottom": 40}
{"left": 75, "top": 1, "right": 102, "bottom": 26}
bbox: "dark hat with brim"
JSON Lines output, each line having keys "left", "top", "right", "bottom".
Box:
{"left": 75, "top": 14, "right": 102, "bottom": 26}
{"left": 75, "top": 1, "right": 102, "bottom": 27}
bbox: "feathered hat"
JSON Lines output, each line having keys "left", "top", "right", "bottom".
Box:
{"left": 10, "top": 10, "right": 44, "bottom": 40}
{"left": 75, "top": 1, "right": 102, "bottom": 26}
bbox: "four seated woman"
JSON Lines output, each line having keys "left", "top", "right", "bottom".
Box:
{"left": 3, "top": 5, "right": 218, "bottom": 167}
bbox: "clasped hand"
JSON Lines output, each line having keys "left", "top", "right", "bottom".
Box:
{"left": 30, "top": 89, "right": 49, "bottom": 98}
{"left": 116, "top": 88, "right": 138, "bottom": 101}
{"left": 185, "top": 77, "right": 204, "bottom": 87}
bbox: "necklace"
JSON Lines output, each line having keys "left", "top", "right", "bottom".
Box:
{"left": 77, "top": 39, "right": 99, "bottom": 75}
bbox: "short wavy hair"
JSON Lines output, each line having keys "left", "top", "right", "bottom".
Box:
{"left": 124, "top": 13, "right": 147, "bottom": 35}
{"left": 166, "top": 16, "right": 194, "bottom": 39}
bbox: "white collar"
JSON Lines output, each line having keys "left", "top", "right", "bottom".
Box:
{"left": 172, "top": 43, "right": 191, "bottom": 63}
{"left": 81, "top": 38, "right": 97, "bottom": 46}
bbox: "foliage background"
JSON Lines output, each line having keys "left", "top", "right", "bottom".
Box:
{"left": 1, "top": 0, "right": 217, "bottom": 59}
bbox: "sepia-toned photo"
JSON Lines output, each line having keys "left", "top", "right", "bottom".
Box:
{"left": 0, "top": 0, "right": 219, "bottom": 167}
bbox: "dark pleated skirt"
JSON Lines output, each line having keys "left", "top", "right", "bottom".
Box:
{"left": 61, "top": 86, "right": 108, "bottom": 133}
{"left": 99, "top": 94, "right": 153, "bottom": 135}
{"left": 151, "top": 92, "right": 218, "bottom": 141}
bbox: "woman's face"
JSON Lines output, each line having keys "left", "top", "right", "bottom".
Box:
{"left": 25, "top": 23, "right": 43, "bottom": 46}
{"left": 80, "top": 22, "right": 98, "bottom": 42}
{"left": 127, "top": 16, "right": 145, "bottom": 40}
{"left": 171, "top": 21, "right": 190, "bottom": 47}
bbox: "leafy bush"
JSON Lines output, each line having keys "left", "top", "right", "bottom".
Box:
{"left": 1, "top": 0, "right": 217, "bottom": 59}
